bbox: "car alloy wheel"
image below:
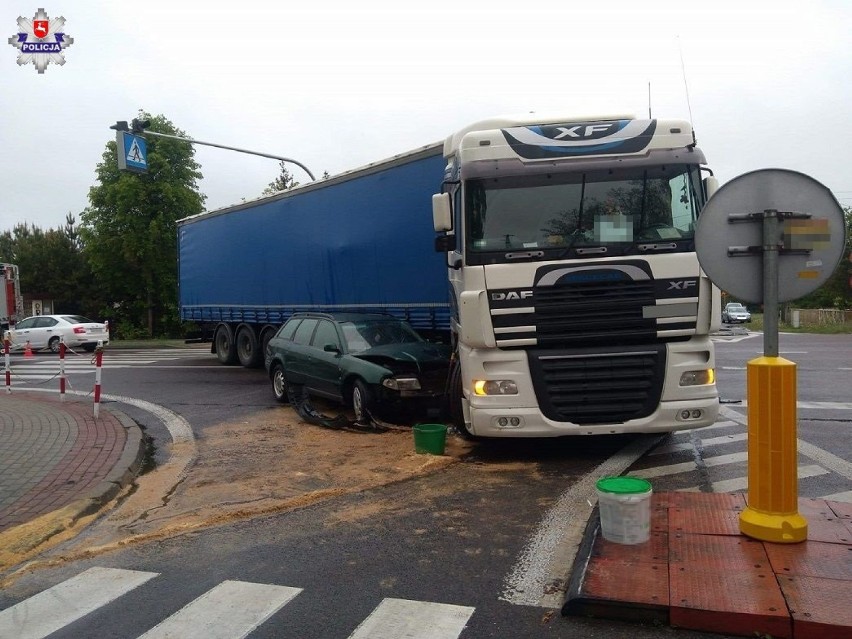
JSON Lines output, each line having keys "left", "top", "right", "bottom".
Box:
{"left": 272, "top": 364, "right": 289, "bottom": 403}
{"left": 352, "top": 380, "right": 373, "bottom": 424}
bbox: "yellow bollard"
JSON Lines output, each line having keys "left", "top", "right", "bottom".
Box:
{"left": 739, "top": 356, "right": 807, "bottom": 543}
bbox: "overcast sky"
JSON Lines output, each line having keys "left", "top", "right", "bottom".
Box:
{"left": 2, "top": 0, "right": 850, "bottom": 232}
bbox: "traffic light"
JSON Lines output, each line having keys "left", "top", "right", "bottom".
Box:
{"left": 131, "top": 118, "right": 150, "bottom": 133}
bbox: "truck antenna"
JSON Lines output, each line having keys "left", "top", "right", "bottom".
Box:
{"left": 648, "top": 82, "right": 652, "bottom": 119}
{"left": 678, "top": 36, "right": 695, "bottom": 125}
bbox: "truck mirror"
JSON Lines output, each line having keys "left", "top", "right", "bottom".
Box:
{"left": 703, "top": 176, "right": 719, "bottom": 201}
{"left": 432, "top": 193, "right": 452, "bottom": 231}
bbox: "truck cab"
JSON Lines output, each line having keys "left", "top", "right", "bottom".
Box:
{"left": 434, "top": 115, "right": 720, "bottom": 437}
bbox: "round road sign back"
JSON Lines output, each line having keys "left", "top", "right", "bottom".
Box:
{"left": 695, "top": 169, "right": 846, "bottom": 303}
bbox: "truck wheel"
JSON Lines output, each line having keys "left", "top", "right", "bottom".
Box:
{"left": 259, "top": 325, "right": 277, "bottom": 359}
{"left": 448, "top": 361, "right": 478, "bottom": 440}
{"left": 352, "top": 380, "right": 374, "bottom": 424}
{"left": 236, "top": 325, "right": 262, "bottom": 368}
{"left": 214, "top": 324, "right": 238, "bottom": 365}
{"left": 271, "top": 363, "right": 289, "bottom": 403}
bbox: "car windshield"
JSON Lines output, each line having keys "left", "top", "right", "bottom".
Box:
{"left": 727, "top": 305, "right": 746, "bottom": 311}
{"left": 465, "top": 164, "right": 704, "bottom": 260}
{"left": 340, "top": 320, "right": 423, "bottom": 353}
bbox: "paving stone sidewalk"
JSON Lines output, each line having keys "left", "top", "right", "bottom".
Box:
{"left": 0, "top": 392, "right": 144, "bottom": 532}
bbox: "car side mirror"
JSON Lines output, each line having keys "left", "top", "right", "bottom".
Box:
{"left": 323, "top": 343, "right": 341, "bottom": 354}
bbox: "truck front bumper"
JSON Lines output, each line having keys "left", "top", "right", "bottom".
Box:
{"left": 459, "top": 336, "right": 719, "bottom": 438}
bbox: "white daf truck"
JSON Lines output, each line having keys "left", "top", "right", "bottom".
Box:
{"left": 432, "top": 114, "right": 721, "bottom": 437}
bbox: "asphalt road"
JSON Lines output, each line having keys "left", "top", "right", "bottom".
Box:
{"left": 1, "top": 332, "right": 849, "bottom": 638}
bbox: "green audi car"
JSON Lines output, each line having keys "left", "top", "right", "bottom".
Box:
{"left": 264, "top": 312, "right": 451, "bottom": 422}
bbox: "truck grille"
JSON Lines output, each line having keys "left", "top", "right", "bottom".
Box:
{"left": 527, "top": 346, "right": 665, "bottom": 425}
{"left": 489, "top": 260, "right": 699, "bottom": 347}
{"left": 534, "top": 279, "right": 656, "bottom": 345}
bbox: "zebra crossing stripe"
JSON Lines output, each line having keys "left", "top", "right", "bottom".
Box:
{"left": 631, "top": 451, "right": 748, "bottom": 479}
{"left": 346, "top": 598, "right": 475, "bottom": 639}
{"left": 678, "top": 419, "right": 740, "bottom": 434}
{"left": 0, "top": 567, "right": 158, "bottom": 639}
{"left": 678, "top": 464, "right": 830, "bottom": 493}
{"left": 650, "top": 432, "right": 748, "bottom": 455}
{"left": 137, "top": 580, "right": 301, "bottom": 639}
{"left": 821, "top": 490, "right": 852, "bottom": 503}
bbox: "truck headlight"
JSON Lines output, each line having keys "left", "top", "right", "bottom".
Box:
{"left": 680, "top": 369, "right": 715, "bottom": 386}
{"left": 382, "top": 377, "right": 421, "bottom": 391}
{"left": 473, "top": 380, "right": 518, "bottom": 396}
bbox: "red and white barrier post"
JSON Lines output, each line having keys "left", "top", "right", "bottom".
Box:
{"left": 59, "top": 335, "right": 66, "bottom": 401}
{"left": 3, "top": 334, "right": 10, "bottom": 394}
{"left": 93, "top": 340, "right": 104, "bottom": 418}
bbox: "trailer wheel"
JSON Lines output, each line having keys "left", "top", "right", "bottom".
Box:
{"left": 214, "top": 324, "right": 238, "bottom": 365}
{"left": 448, "top": 361, "right": 478, "bottom": 440}
{"left": 271, "top": 363, "right": 289, "bottom": 403}
{"left": 236, "top": 325, "right": 262, "bottom": 368}
{"left": 260, "top": 325, "right": 278, "bottom": 359}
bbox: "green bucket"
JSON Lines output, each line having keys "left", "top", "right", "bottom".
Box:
{"left": 413, "top": 423, "right": 448, "bottom": 455}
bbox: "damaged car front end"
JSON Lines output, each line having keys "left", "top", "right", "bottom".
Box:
{"left": 265, "top": 312, "right": 451, "bottom": 423}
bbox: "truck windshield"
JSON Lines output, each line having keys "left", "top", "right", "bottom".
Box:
{"left": 464, "top": 164, "right": 705, "bottom": 261}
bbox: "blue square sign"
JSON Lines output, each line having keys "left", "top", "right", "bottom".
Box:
{"left": 116, "top": 132, "right": 148, "bottom": 173}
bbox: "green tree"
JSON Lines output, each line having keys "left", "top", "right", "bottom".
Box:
{"left": 263, "top": 161, "right": 301, "bottom": 195}
{"left": 0, "top": 218, "right": 92, "bottom": 316}
{"left": 80, "top": 112, "right": 205, "bottom": 338}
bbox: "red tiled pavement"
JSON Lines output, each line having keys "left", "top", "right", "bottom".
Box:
{"left": 564, "top": 492, "right": 852, "bottom": 639}
{"left": 0, "top": 391, "right": 144, "bottom": 532}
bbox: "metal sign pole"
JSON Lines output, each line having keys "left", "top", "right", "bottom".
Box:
{"left": 740, "top": 208, "right": 806, "bottom": 543}
{"left": 762, "top": 210, "right": 779, "bottom": 358}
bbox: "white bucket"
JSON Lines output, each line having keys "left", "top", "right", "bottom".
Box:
{"left": 596, "top": 476, "right": 653, "bottom": 545}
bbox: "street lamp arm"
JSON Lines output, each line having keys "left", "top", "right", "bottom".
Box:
{"left": 137, "top": 129, "right": 316, "bottom": 182}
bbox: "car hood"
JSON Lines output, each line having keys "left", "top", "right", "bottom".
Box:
{"left": 352, "top": 342, "right": 451, "bottom": 369}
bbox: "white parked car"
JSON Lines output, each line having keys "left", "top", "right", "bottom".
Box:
{"left": 722, "top": 303, "right": 751, "bottom": 324}
{"left": 6, "top": 314, "right": 109, "bottom": 353}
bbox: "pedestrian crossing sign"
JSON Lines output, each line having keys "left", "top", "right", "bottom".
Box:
{"left": 116, "top": 131, "right": 148, "bottom": 173}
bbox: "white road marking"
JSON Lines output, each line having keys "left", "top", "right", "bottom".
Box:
{"left": 501, "top": 434, "right": 662, "bottom": 608}
{"left": 649, "top": 432, "right": 748, "bottom": 455}
{"left": 678, "top": 419, "right": 740, "bottom": 434}
{"left": 137, "top": 580, "right": 301, "bottom": 639}
{"left": 346, "top": 598, "right": 474, "bottom": 639}
{"left": 797, "top": 401, "right": 852, "bottom": 410}
{"left": 797, "top": 440, "right": 852, "bottom": 482}
{"left": 0, "top": 567, "right": 158, "bottom": 639}
{"left": 680, "top": 464, "right": 829, "bottom": 493}
{"left": 15, "top": 361, "right": 160, "bottom": 366}
{"left": 821, "top": 490, "right": 852, "bottom": 503}
{"left": 720, "top": 405, "right": 852, "bottom": 483}
{"left": 724, "top": 401, "right": 852, "bottom": 411}
{"left": 631, "top": 451, "right": 748, "bottom": 479}
{"left": 711, "top": 333, "right": 759, "bottom": 343}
